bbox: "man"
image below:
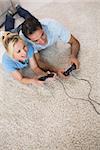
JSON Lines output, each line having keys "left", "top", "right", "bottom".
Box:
{"left": 20, "top": 17, "right": 80, "bottom": 78}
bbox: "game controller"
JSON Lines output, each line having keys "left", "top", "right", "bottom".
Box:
{"left": 38, "top": 73, "right": 54, "bottom": 81}
{"left": 63, "top": 63, "right": 76, "bottom": 76}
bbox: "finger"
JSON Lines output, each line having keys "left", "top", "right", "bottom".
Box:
{"left": 59, "top": 73, "right": 69, "bottom": 79}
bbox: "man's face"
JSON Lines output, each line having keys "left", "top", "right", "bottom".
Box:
{"left": 28, "top": 28, "right": 47, "bottom": 45}
{"left": 12, "top": 39, "right": 28, "bottom": 62}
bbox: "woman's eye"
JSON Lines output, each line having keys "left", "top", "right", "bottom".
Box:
{"left": 2, "top": 36, "right": 5, "bottom": 40}
{"left": 17, "top": 50, "right": 21, "bottom": 53}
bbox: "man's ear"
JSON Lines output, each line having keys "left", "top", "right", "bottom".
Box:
{"left": 6, "top": 48, "right": 9, "bottom": 52}
{"left": 0, "top": 31, "right": 5, "bottom": 42}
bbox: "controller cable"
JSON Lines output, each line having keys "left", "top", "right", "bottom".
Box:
{"left": 57, "top": 72, "right": 100, "bottom": 115}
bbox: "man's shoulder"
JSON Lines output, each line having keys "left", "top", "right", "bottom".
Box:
{"left": 40, "top": 18, "right": 65, "bottom": 33}
{"left": 40, "top": 18, "right": 59, "bottom": 26}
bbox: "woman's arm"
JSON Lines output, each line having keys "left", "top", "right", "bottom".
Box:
{"left": 11, "top": 70, "right": 43, "bottom": 85}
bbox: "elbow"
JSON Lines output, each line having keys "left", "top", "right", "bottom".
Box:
{"left": 16, "top": 77, "right": 24, "bottom": 84}
{"left": 76, "top": 38, "right": 80, "bottom": 51}
{"left": 11, "top": 73, "right": 23, "bottom": 82}
{"left": 78, "top": 40, "right": 80, "bottom": 51}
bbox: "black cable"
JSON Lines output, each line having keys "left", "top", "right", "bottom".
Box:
{"left": 57, "top": 73, "right": 100, "bottom": 115}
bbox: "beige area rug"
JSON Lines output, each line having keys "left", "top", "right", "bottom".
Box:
{"left": 0, "top": 1, "right": 100, "bottom": 150}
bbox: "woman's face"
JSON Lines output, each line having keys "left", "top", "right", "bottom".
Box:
{"left": 2, "top": 32, "right": 28, "bottom": 62}
{"left": 12, "top": 39, "right": 28, "bottom": 62}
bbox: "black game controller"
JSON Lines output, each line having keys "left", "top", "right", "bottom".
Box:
{"left": 38, "top": 73, "right": 54, "bottom": 81}
{"left": 63, "top": 63, "right": 76, "bottom": 76}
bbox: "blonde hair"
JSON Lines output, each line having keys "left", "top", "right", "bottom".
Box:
{"left": 2, "top": 32, "right": 22, "bottom": 58}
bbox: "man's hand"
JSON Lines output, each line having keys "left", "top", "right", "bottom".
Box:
{"left": 69, "top": 56, "right": 80, "bottom": 69}
{"left": 56, "top": 68, "right": 69, "bottom": 79}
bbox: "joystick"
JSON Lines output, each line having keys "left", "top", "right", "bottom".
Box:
{"left": 38, "top": 73, "right": 54, "bottom": 81}
{"left": 63, "top": 64, "right": 76, "bottom": 76}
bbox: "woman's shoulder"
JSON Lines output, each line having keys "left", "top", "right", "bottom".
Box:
{"left": 2, "top": 52, "right": 15, "bottom": 65}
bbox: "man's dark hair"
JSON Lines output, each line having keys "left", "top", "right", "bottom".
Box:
{"left": 22, "top": 17, "right": 42, "bottom": 39}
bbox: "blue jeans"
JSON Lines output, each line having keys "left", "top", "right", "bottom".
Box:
{"left": 5, "top": 6, "right": 36, "bottom": 33}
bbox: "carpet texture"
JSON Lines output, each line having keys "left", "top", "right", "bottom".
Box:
{"left": 0, "top": 1, "right": 100, "bottom": 150}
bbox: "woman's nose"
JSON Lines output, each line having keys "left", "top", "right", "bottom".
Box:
{"left": 22, "top": 49, "right": 27, "bottom": 55}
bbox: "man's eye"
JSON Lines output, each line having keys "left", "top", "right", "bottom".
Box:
{"left": 34, "top": 39, "right": 38, "bottom": 42}
{"left": 42, "top": 32, "right": 44, "bottom": 37}
{"left": 17, "top": 50, "right": 21, "bottom": 53}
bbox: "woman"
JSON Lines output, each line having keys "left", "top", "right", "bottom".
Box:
{"left": 2, "top": 32, "right": 49, "bottom": 85}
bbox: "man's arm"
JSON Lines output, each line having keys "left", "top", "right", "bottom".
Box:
{"left": 68, "top": 34, "right": 80, "bottom": 68}
{"left": 29, "top": 55, "right": 48, "bottom": 76}
{"left": 34, "top": 52, "right": 61, "bottom": 73}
